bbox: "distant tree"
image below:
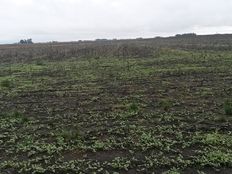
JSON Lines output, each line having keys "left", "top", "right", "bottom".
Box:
{"left": 19, "top": 38, "right": 33, "bottom": 44}
{"left": 19, "top": 40, "right": 26, "bottom": 44}
{"left": 26, "top": 38, "right": 33, "bottom": 44}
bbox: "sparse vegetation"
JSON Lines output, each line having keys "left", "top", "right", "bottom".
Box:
{"left": 0, "top": 35, "right": 232, "bottom": 173}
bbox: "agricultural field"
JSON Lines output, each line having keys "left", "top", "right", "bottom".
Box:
{"left": 0, "top": 43, "right": 232, "bottom": 173}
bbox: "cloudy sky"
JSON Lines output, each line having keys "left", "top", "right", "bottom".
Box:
{"left": 1, "top": 0, "right": 232, "bottom": 43}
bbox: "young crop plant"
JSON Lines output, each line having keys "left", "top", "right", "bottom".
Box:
{"left": 59, "top": 129, "right": 81, "bottom": 142}
{"left": 122, "top": 101, "right": 142, "bottom": 119}
{"left": 159, "top": 99, "right": 173, "bottom": 111}
{"left": 0, "top": 79, "right": 12, "bottom": 88}
{"left": 163, "top": 168, "right": 180, "bottom": 174}
{"left": 224, "top": 99, "right": 232, "bottom": 115}
{"left": 128, "top": 102, "right": 139, "bottom": 113}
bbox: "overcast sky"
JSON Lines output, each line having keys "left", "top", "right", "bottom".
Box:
{"left": 1, "top": 0, "right": 232, "bottom": 43}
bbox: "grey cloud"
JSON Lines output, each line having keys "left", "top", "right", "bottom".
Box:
{"left": 0, "top": 0, "right": 232, "bottom": 43}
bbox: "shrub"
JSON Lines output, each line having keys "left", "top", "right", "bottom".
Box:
{"left": 224, "top": 100, "right": 232, "bottom": 115}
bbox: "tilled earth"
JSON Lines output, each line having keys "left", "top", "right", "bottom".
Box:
{"left": 0, "top": 49, "right": 232, "bottom": 173}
